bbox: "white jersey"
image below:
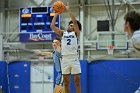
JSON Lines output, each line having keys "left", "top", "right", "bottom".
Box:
{"left": 131, "top": 30, "right": 140, "bottom": 54}
{"left": 61, "top": 31, "right": 79, "bottom": 56}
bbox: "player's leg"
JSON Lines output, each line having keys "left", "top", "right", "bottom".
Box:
{"left": 74, "top": 74, "right": 81, "bottom": 93}
{"left": 71, "top": 58, "right": 81, "bottom": 93}
{"left": 63, "top": 74, "right": 70, "bottom": 93}
{"left": 61, "top": 58, "right": 71, "bottom": 93}
{"left": 55, "top": 72, "right": 63, "bottom": 85}
{"left": 53, "top": 72, "right": 64, "bottom": 93}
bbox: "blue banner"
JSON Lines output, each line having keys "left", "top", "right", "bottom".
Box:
{"left": 20, "top": 32, "right": 58, "bottom": 42}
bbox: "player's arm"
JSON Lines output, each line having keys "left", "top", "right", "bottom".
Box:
{"left": 35, "top": 50, "right": 52, "bottom": 57}
{"left": 40, "top": 52, "right": 52, "bottom": 57}
{"left": 65, "top": 2, "right": 80, "bottom": 38}
{"left": 50, "top": 13, "right": 63, "bottom": 36}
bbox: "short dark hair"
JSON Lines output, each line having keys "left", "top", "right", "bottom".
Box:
{"left": 68, "top": 20, "right": 82, "bottom": 31}
{"left": 124, "top": 11, "right": 140, "bottom": 33}
{"left": 52, "top": 36, "right": 61, "bottom": 42}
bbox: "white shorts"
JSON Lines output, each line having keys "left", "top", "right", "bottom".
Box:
{"left": 61, "top": 57, "right": 81, "bottom": 74}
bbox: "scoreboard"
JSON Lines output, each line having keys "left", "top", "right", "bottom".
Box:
{"left": 19, "top": 7, "right": 59, "bottom": 42}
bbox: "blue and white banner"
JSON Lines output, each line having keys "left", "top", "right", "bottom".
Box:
{"left": 20, "top": 32, "right": 58, "bottom": 42}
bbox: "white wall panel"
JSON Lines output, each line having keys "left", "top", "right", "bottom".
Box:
{"left": 31, "top": 63, "right": 54, "bottom": 93}
{"left": 9, "top": 0, "right": 79, "bottom": 8}
{"left": 9, "top": 11, "right": 19, "bottom": 32}
{"left": 87, "top": 0, "right": 140, "bottom": 4}
{"left": 9, "top": 0, "right": 35, "bottom": 8}
{"left": 61, "top": 0, "right": 79, "bottom": 5}
{"left": 85, "top": 6, "right": 109, "bottom": 40}
{"left": 31, "top": 83, "right": 53, "bottom": 93}
{"left": 61, "top": 7, "right": 80, "bottom": 30}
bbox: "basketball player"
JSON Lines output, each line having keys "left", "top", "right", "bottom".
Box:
{"left": 124, "top": 11, "right": 140, "bottom": 93}
{"left": 51, "top": 2, "right": 82, "bottom": 93}
{"left": 35, "top": 37, "right": 64, "bottom": 93}
{"left": 135, "top": 87, "right": 140, "bottom": 93}
{"left": 124, "top": 11, "right": 140, "bottom": 54}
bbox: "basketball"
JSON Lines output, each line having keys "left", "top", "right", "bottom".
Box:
{"left": 53, "top": 1, "right": 65, "bottom": 13}
{"left": 53, "top": 85, "right": 64, "bottom": 93}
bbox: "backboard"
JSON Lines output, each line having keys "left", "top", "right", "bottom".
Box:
{"left": 96, "top": 32, "right": 128, "bottom": 50}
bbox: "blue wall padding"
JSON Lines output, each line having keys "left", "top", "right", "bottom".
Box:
{"left": 8, "top": 61, "right": 31, "bottom": 93}
{"left": 0, "top": 61, "right": 8, "bottom": 93}
{"left": 88, "top": 60, "right": 140, "bottom": 93}
{"left": 54, "top": 60, "right": 88, "bottom": 93}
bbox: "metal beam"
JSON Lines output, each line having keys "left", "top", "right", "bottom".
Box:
{"left": 79, "top": 0, "right": 85, "bottom": 59}
{"left": 111, "top": 0, "right": 115, "bottom": 31}
{"left": 0, "top": 0, "right": 5, "bottom": 61}
{"left": 0, "top": 34, "right": 3, "bottom": 60}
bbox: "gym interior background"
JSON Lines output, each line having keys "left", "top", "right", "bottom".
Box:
{"left": 0, "top": 0, "right": 140, "bottom": 93}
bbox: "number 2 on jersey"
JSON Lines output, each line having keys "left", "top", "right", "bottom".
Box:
{"left": 67, "top": 39, "right": 71, "bottom": 45}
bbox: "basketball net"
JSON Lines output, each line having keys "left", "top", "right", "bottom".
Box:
{"left": 107, "top": 45, "right": 114, "bottom": 55}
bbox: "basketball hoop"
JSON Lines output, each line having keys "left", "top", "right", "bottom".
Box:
{"left": 107, "top": 45, "right": 115, "bottom": 55}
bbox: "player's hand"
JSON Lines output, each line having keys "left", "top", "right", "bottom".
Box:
{"left": 34, "top": 50, "right": 42, "bottom": 55}
{"left": 54, "top": 12, "right": 60, "bottom": 16}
